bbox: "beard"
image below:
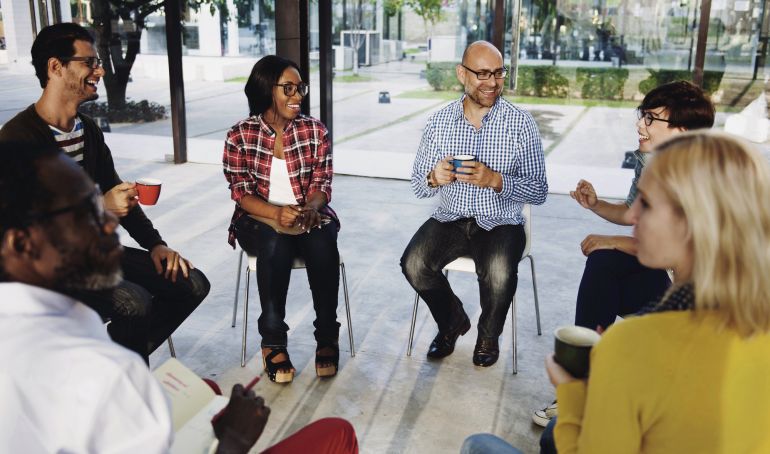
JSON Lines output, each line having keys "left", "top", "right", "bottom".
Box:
{"left": 465, "top": 88, "right": 500, "bottom": 108}
{"left": 50, "top": 231, "right": 123, "bottom": 292}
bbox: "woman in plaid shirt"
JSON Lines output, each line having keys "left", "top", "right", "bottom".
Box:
{"left": 223, "top": 56, "right": 341, "bottom": 384}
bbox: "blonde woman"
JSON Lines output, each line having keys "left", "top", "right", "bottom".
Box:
{"left": 542, "top": 132, "right": 770, "bottom": 453}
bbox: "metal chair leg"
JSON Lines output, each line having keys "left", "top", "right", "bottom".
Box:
{"left": 512, "top": 295, "right": 518, "bottom": 375}
{"left": 241, "top": 268, "right": 251, "bottom": 367}
{"left": 407, "top": 292, "right": 420, "bottom": 357}
{"left": 232, "top": 249, "right": 244, "bottom": 328}
{"left": 528, "top": 255, "right": 542, "bottom": 335}
{"left": 167, "top": 337, "right": 176, "bottom": 358}
{"left": 340, "top": 262, "right": 355, "bottom": 357}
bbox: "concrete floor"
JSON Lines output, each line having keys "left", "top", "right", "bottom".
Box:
{"left": 111, "top": 155, "right": 629, "bottom": 453}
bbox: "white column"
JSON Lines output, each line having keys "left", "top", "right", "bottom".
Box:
{"left": 1, "top": 0, "right": 36, "bottom": 72}
{"left": 226, "top": 0, "right": 239, "bottom": 56}
{"left": 197, "top": 8, "right": 222, "bottom": 56}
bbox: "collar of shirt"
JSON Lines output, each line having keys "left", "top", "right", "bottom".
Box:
{"left": 257, "top": 114, "right": 296, "bottom": 138}
{"left": 450, "top": 94, "right": 502, "bottom": 128}
{"left": 0, "top": 283, "right": 81, "bottom": 316}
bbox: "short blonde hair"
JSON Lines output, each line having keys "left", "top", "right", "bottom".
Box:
{"left": 647, "top": 131, "right": 770, "bottom": 336}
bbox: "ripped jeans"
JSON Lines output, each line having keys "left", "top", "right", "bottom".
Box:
{"left": 401, "top": 218, "right": 525, "bottom": 338}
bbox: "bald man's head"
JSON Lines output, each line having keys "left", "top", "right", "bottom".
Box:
{"left": 461, "top": 41, "right": 502, "bottom": 66}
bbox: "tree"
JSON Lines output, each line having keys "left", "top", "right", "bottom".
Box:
{"left": 405, "top": 0, "right": 442, "bottom": 61}
{"left": 89, "top": 0, "right": 232, "bottom": 110}
{"left": 346, "top": 0, "right": 374, "bottom": 76}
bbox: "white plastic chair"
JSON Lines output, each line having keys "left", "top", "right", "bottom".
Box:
{"left": 231, "top": 249, "right": 355, "bottom": 367}
{"left": 406, "top": 204, "right": 542, "bottom": 374}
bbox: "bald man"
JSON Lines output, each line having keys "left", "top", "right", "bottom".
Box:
{"left": 401, "top": 41, "right": 547, "bottom": 367}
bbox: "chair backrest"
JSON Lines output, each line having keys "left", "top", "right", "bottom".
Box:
{"left": 522, "top": 204, "right": 532, "bottom": 259}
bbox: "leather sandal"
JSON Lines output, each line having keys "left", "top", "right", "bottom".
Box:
{"left": 315, "top": 342, "right": 339, "bottom": 378}
{"left": 262, "top": 347, "right": 295, "bottom": 383}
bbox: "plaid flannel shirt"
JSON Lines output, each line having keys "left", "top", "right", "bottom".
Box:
{"left": 411, "top": 95, "right": 548, "bottom": 229}
{"left": 223, "top": 114, "right": 337, "bottom": 247}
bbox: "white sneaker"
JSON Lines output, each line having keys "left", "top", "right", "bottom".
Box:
{"left": 532, "top": 401, "right": 558, "bottom": 427}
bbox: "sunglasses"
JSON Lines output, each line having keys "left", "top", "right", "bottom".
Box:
{"left": 60, "top": 56, "right": 103, "bottom": 69}
{"left": 275, "top": 82, "right": 309, "bottom": 97}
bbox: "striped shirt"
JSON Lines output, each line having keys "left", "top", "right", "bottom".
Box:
{"left": 49, "top": 118, "right": 85, "bottom": 162}
{"left": 411, "top": 95, "right": 548, "bottom": 229}
{"left": 625, "top": 149, "right": 647, "bottom": 207}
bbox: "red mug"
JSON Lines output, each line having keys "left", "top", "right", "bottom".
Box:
{"left": 135, "top": 178, "right": 162, "bottom": 205}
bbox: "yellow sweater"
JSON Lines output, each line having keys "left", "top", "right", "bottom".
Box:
{"left": 555, "top": 311, "right": 770, "bottom": 454}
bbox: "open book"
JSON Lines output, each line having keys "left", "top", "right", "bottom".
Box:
{"left": 152, "top": 358, "right": 229, "bottom": 454}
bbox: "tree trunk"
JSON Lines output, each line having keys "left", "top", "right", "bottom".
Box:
{"left": 91, "top": 0, "right": 143, "bottom": 112}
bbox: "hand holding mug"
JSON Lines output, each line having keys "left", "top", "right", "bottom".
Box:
{"left": 432, "top": 156, "right": 456, "bottom": 186}
{"left": 104, "top": 182, "right": 138, "bottom": 217}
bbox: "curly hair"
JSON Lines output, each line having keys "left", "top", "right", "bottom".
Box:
{"left": 638, "top": 80, "right": 715, "bottom": 131}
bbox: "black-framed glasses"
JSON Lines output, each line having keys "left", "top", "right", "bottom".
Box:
{"left": 23, "top": 185, "right": 107, "bottom": 229}
{"left": 60, "top": 56, "right": 103, "bottom": 69}
{"left": 637, "top": 109, "right": 671, "bottom": 127}
{"left": 275, "top": 82, "right": 309, "bottom": 97}
{"left": 461, "top": 64, "right": 508, "bottom": 80}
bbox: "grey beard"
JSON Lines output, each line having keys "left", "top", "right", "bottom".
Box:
{"left": 65, "top": 268, "right": 123, "bottom": 291}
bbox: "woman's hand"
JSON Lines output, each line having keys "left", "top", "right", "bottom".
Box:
{"left": 297, "top": 206, "right": 322, "bottom": 231}
{"left": 545, "top": 354, "right": 578, "bottom": 387}
{"left": 276, "top": 205, "right": 302, "bottom": 228}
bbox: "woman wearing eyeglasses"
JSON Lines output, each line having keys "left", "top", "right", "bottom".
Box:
{"left": 223, "top": 55, "right": 341, "bottom": 384}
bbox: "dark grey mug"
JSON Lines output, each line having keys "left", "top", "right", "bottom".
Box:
{"left": 553, "top": 326, "right": 601, "bottom": 379}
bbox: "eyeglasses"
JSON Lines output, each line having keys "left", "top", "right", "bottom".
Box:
{"left": 275, "top": 82, "right": 309, "bottom": 97}
{"left": 461, "top": 64, "right": 508, "bottom": 80}
{"left": 60, "top": 56, "right": 103, "bottom": 69}
{"left": 637, "top": 110, "right": 671, "bottom": 127}
{"left": 24, "top": 185, "right": 107, "bottom": 229}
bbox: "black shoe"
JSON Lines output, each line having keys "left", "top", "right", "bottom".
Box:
{"left": 473, "top": 336, "right": 500, "bottom": 367}
{"left": 427, "top": 316, "right": 471, "bottom": 359}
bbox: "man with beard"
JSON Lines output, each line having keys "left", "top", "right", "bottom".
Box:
{"left": 0, "top": 146, "right": 359, "bottom": 454}
{"left": 0, "top": 23, "right": 210, "bottom": 362}
{"left": 401, "top": 41, "right": 547, "bottom": 367}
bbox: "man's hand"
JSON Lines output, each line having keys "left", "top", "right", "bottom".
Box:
{"left": 432, "top": 156, "right": 456, "bottom": 186}
{"left": 276, "top": 205, "right": 302, "bottom": 228}
{"left": 570, "top": 179, "right": 598, "bottom": 210}
{"left": 103, "top": 182, "right": 138, "bottom": 217}
{"left": 545, "top": 354, "right": 578, "bottom": 388}
{"left": 213, "top": 384, "right": 270, "bottom": 454}
{"left": 455, "top": 161, "right": 502, "bottom": 191}
{"left": 150, "top": 245, "right": 193, "bottom": 282}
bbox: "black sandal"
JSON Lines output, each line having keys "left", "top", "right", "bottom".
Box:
{"left": 315, "top": 342, "right": 340, "bottom": 378}
{"left": 262, "top": 347, "right": 295, "bottom": 383}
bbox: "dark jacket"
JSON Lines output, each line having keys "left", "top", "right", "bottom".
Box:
{"left": 0, "top": 104, "right": 166, "bottom": 250}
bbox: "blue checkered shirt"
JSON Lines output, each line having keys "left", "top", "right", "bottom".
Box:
{"left": 411, "top": 96, "right": 548, "bottom": 229}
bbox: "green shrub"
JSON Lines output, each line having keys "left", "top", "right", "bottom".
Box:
{"left": 638, "top": 69, "right": 724, "bottom": 95}
{"left": 78, "top": 100, "right": 167, "bottom": 123}
{"left": 515, "top": 66, "right": 569, "bottom": 98}
{"left": 575, "top": 67, "right": 629, "bottom": 100}
{"left": 425, "top": 62, "right": 462, "bottom": 91}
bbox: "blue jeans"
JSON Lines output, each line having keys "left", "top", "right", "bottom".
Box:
{"left": 540, "top": 418, "right": 557, "bottom": 454}
{"left": 235, "top": 215, "right": 340, "bottom": 347}
{"left": 574, "top": 249, "right": 670, "bottom": 330}
{"left": 401, "top": 218, "right": 525, "bottom": 338}
{"left": 461, "top": 434, "right": 524, "bottom": 454}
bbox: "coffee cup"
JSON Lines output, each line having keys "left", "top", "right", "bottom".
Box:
{"left": 451, "top": 154, "right": 475, "bottom": 171}
{"left": 553, "top": 325, "right": 601, "bottom": 379}
{"left": 135, "top": 178, "right": 162, "bottom": 205}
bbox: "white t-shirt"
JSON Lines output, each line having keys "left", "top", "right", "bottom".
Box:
{"left": 0, "top": 283, "right": 174, "bottom": 454}
{"left": 267, "top": 157, "right": 297, "bottom": 206}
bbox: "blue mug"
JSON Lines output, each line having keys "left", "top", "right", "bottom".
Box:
{"left": 452, "top": 154, "right": 475, "bottom": 172}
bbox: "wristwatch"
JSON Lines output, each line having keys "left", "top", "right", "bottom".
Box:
{"left": 427, "top": 171, "right": 438, "bottom": 188}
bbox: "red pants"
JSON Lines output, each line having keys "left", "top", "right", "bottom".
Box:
{"left": 262, "top": 418, "right": 358, "bottom": 454}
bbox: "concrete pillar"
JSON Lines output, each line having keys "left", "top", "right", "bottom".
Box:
{"left": 197, "top": 7, "right": 222, "bottom": 56}
{"left": 1, "top": 0, "right": 36, "bottom": 70}
{"left": 226, "top": 0, "right": 239, "bottom": 56}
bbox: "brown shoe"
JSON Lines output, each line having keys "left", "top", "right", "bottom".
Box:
{"left": 473, "top": 336, "right": 499, "bottom": 367}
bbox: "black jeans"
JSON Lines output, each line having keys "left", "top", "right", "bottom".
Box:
{"left": 574, "top": 249, "right": 670, "bottom": 330}
{"left": 235, "top": 215, "right": 340, "bottom": 347}
{"left": 400, "top": 218, "right": 526, "bottom": 339}
{"left": 77, "top": 246, "right": 210, "bottom": 363}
